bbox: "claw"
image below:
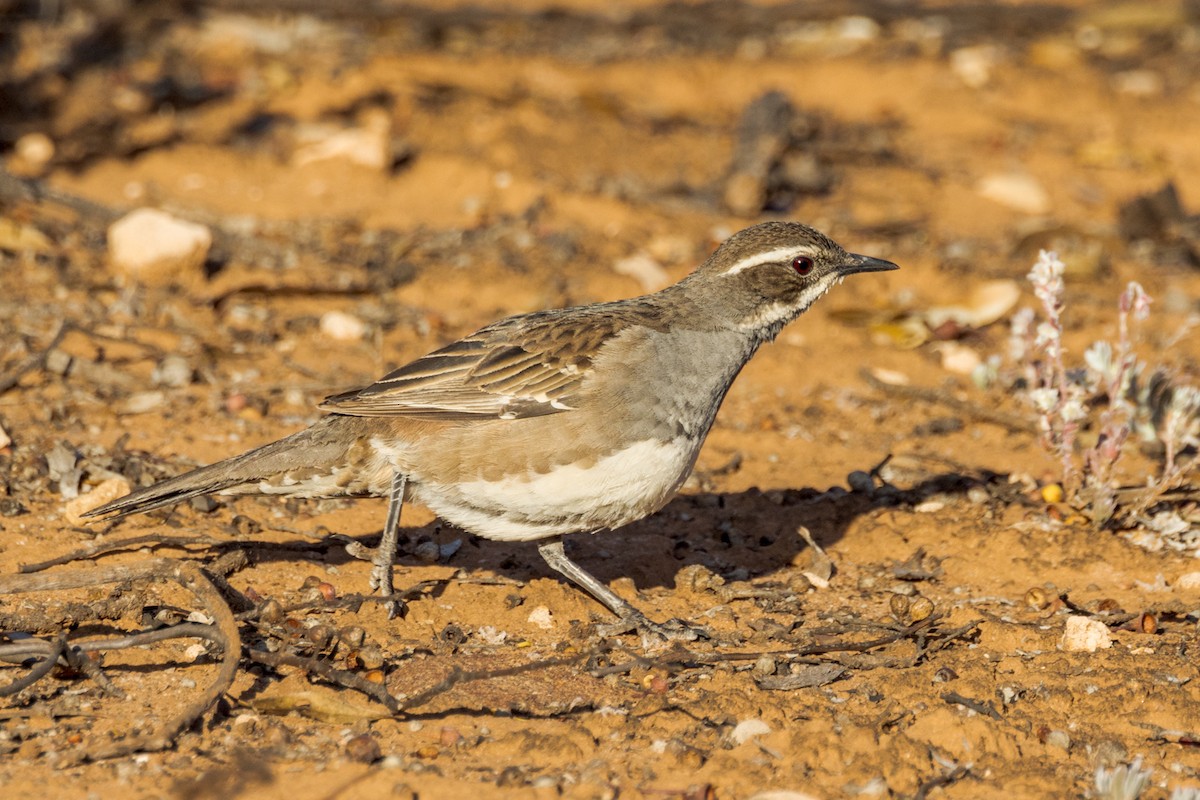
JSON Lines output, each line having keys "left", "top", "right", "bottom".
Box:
{"left": 598, "top": 611, "right": 709, "bottom": 646}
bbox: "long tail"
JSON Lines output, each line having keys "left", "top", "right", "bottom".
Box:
{"left": 84, "top": 415, "right": 364, "bottom": 519}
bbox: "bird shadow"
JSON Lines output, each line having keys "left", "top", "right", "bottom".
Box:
{"left": 214, "top": 468, "right": 999, "bottom": 600}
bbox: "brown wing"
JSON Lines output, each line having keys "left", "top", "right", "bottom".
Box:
{"left": 320, "top": 304, "right": 654, "bottom": 420}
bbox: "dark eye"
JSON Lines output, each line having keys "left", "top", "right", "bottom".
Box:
{"left": 792, "top": 256, "right": 814, "bottom": 275}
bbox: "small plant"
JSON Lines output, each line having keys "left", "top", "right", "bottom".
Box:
{"left": 1013, "top": 251, "right": 1199, "bottom": 531}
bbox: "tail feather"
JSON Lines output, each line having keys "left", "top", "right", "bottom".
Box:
{"left": 84, "top": 416, "right": 359, "bottom": 520}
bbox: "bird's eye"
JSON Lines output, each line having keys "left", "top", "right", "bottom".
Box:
{"left": 792, "top": 256, "right": 815, "bottom": 276}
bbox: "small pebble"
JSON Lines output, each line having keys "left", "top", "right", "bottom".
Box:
{"left": 977, "top": 172, "right": 1051, "bottom": 215}
{"left": 1045, "top": 729, "right": 1071, "bottom": 752}
{"left": 413, "top": 541, "right": 440, "bottom": 563}
{"left": 117, "top": 390, "right": 166, "bottom": 415}
{"left": 13, "top": 132, "right": 55, "bottom": 171}
{"left": 950, "top": 44, "right": 999, "bottom": 88}
{"left": 847, "top": 470, "right": 874, "bottom": 493}
{"left": 1174, "top": 572, "right": 1200, "bottom": 591}
{"left": 152, "top": 355, "right": 194, "bottom": 388}
{"left": 62, "top": 477, "right": 132, "bottom": 526}
{"left": 752, "top": 656, "right": 777, "bottom": 678}
{"left": 913, "top": 500, "right": 944, "bottom": 513}
{"left": 967, "top": 486, "right": 990, "bottom": 504}
{"left": 319, "top": 310, "right": 367, "bottom": 342}
{"left": 293, "top": 109, "right": 392, "bottom": 170}
{"left": 527, "top": 606, "right": 554, "bottom": 630}
{"left": 108, "top": 208, "right": 212, "bottom": 287}
{"left": 729, "top": 719, "right": 771, "bottom": 746}
{"left": 344, "top": 733, "right": 382, "bottom": 764}
{"left": 1041, "top": 483, "right": 1064, "bottom": 504}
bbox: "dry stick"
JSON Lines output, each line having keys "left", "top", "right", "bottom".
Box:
{"left": 0, "top": 559, "right": 242, "bottom": 760}
{"left": 233, "top": 579, "right": 451, "bottom": 623}
{"left": 247, "top": 650, "right": 402, "bottom": 714}
{"left": 396, "top": 655, "right": 587, "bottom": 712}
{"left": 0, "top": 635, "right": 65, "bottom": 697}
{"left": 913, "top": 763, "right": 973, "bottom": 800}
{"left": 251, "top": 648, "right": 587, "bottom": 716}
{"left": 18, "top": 532, "right": 231, "bottom": 574}
{"left": 0, "top": 623, "right": 226, "bottom": 663}
{"left": 0, "top": 169, "right": 121, "bottom": 226}
{"left": 0, "top": 320, "right": 69, "bottom": 397}
{"left": 859, "top": 368, "right": 1033, "bottom": 434}
{"left": 62, "top": 645, "right": 126, "bottom": 699}
{"left": 89, "top": 561, "right": 242, "bottom": 760}
{"left": 590, "top": 615, "right": 979, "bottom": 678}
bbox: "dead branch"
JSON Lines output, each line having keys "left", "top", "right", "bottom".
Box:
{"left": 0, "top": 559, "right": 242, "bottom": 760}
{"left": 590, "top": 615, "right": 980, "bottom": 678}
{"left": 0, "top": 635, "right": 65, "bottom": 697}
{"left": 0, "top": 320, "right": 69, "bottom": 397}
{"left": 248, "top": 650, "right": 401, "bottom": 714}
{"left": 18, "top": 532, "right": 231, "bottom": 574}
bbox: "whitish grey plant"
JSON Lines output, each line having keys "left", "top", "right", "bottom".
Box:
{"left": 1094, "top": 757, "right": 1152, "bottom": 800}
{"left": 1016, "top": 250, "right": 1199, "bottom": 528}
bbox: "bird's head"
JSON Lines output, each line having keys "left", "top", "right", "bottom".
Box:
{"left": 683, "top": 221, "right": 898, "bottom": 338}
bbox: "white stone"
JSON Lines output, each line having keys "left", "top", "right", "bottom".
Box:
{"left": 108, "top": 208, "right": 212, "bottom": 286}
{"left": 1174, "top": 572, "right": 1200, "bottom": 590}
{"left": 293, "top": 109, "right": 392, "bottom": 170}
{"left": 939, "top": 342, "right": 982, "bottom": 375}
{"left": 118, "top": 390, "right": 166, "bottom": 415}
{"left": 319, "top": 310, "right": 367, "bottom": 341}
{"left": 62, "top": 477, "right": 132, "bottom": 526}
{"left": 152, "top": 355, "right": 193, "bottom": 388}
{"left": 1113, "top": 69, "right": 1163, "bottom": 97}
{"left": 14, "top": 132, "right": 54, "bottom": 169}
{"left": 951, "top": 45, "right": 999, "bottom": 88}
{"left": 977, "top": 172, "right": 1051, "bottom": 215}
{"left": 835, "top": 15, "right": 880, "bottom": 42}
{"left": 1060, "top": 615, "right": 1112, "bottom": 652}
{"left": 527, "top": 606, "right": 554, "bottom": 629}
{"left": 0, "top": 421, "right": 9, "bottom": 450}
{"left": 730, "top": 718, "right": 772, "bottom": 745}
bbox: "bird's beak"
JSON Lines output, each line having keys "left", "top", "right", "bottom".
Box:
{"left": 839, "top": 253, "right": 899, "bottom": 275}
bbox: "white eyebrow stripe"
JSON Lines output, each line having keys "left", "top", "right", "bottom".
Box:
{"left": 721, "top": 246, "right": 814, "bottom": 275}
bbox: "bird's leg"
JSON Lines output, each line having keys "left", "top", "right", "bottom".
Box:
{"left": 536, "top": 536, "right": 706, "bottom": 644}
{"left": 371, "top": 471, "right": 407, "bottom": 618}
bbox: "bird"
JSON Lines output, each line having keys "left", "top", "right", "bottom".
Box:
{"left": 85, "top": 221, "right": 897, "bottom": 639}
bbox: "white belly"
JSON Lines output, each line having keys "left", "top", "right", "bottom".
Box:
{"left": 417, "top": 437, "right": 700, "bottom": 542}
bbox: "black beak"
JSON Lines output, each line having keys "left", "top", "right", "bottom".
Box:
{"left": 839, "top": 253, "right": 899, "bottom": 276}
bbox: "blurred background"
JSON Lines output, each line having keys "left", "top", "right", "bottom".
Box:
{"left": 2, "top": 2, "right": 1200, "bottom": 797}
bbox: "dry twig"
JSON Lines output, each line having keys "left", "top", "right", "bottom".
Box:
{"left": 0, "top": 559, "right": 242, "bottom": 760}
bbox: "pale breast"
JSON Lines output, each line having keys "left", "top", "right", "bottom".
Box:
{"left": 413, "top": 436, "right": 701, "bottom": 542}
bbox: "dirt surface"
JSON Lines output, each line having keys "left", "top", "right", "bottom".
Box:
{"left": 2, "top": 2, "right": 1200, "bottom": 798}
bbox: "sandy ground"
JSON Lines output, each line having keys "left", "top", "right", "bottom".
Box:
{"left": 2, "top": 2, "right": 1200, "bottom": 798}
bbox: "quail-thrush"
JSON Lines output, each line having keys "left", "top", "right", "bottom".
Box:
{"left": 87, "top": 222, "right": 897, "bottom": 639}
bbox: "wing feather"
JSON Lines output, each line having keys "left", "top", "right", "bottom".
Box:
{"left": 319, "top": 303, "right": 661, "bottom": 420}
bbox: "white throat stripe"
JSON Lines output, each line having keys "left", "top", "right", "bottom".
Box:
{"left": 722, "top": 246, "right": 814, "bottom": 276}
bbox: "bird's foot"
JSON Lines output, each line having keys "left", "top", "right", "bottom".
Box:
{"left": 598, "top": 611, "right": 709, "bottom": 647}
{"left": 368, "top": 557, "right": 405, "bottom": 619}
